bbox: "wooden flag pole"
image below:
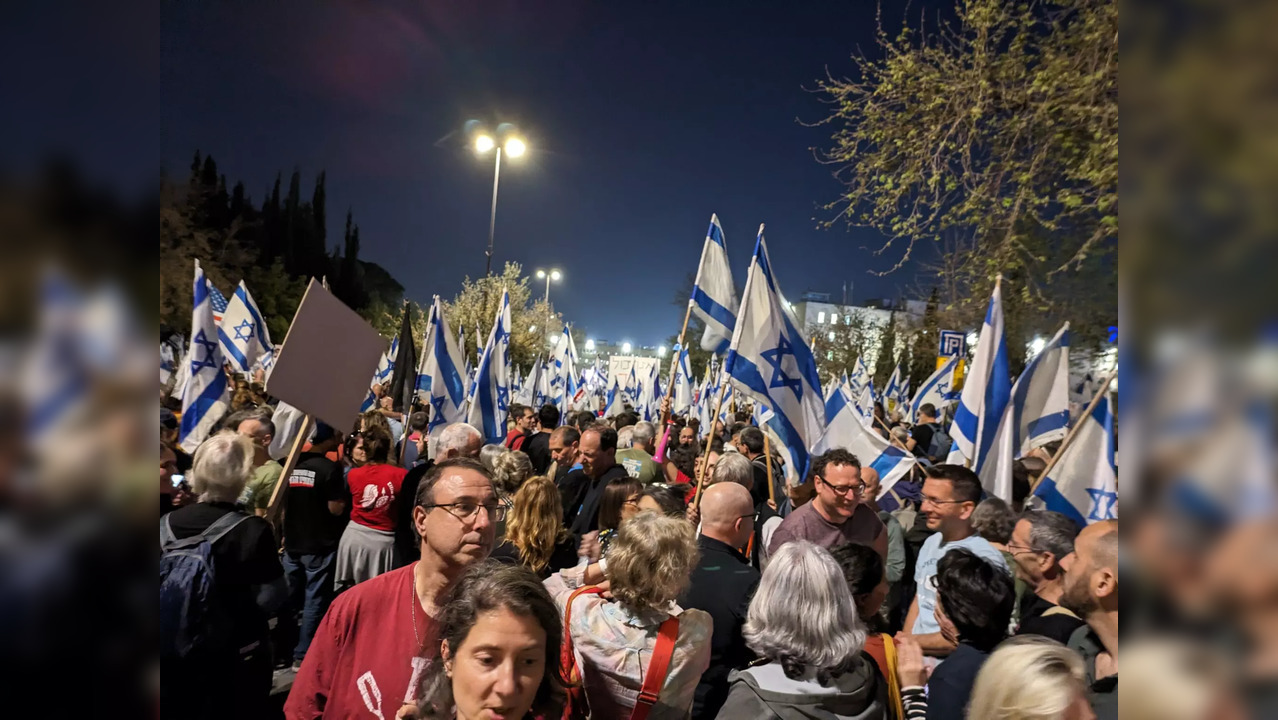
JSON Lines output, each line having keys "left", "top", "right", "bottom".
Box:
{"left": 693, "top": 369, "right": 731, "bottom": 507}
{"left": 1030, "top": 369, "right": 1116, "bottom": 494}
{"left": 265, "top": 413, "right": 314, "bottom": 529}
{"left": 763, "top": 430, "right": 777, "bottom": 507}
{"left": 659, "top": 300, "right": 696, "bottom": 430}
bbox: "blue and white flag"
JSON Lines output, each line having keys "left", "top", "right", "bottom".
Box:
{"left": 849, "top": 357, "right": 871, "bottom": 396}
{"left": 217, "top": 281, "right": 273, "bottom": 373}
{"left": 466, "top": 288, "right": 512, "bottom": 444}
{"left": 910, "top": 357, "right": 960, "bottom": 423}
{"left": 981, "top": 324, "right": 1071, "bottom": 502}
{"left": 854, "top": 384, "right": 877, "bottom": 430}
{"left": 724, "top": 226, "right": 826, "bottom": 484}
{"left": 895, "top": 378, "right": 911, "bottom": 411}
{"left": 417, "top": 296, "right": 469, "bottom": 438}
{"left": 948, "top": 279, "right": 1011, "bottom": 472}
{"left": 24, "top": 269, "right": 90, "bottom": 449}
{"left": 178, "top": 260, "right": 230, "bottom": 453}
{"left": 373, "top": 336, "right": 399, "bottom": 388}
{"left": 535, "top": 358, "right": 551, "bottom": 409}
{"left": 690, "top": 214, "right": 740, "bottom": 355}
{"left": 604, "top": 374, "right": 626, "bottom": 418}
{"left": 635, "top": 363, "right": 659, "bottom": 421}
{"left": 697, "top": 367, "right": 720, "bottom": 438}
{"left": 672, "top": 345, "right": 694, "bottom": 415}
{"left": 550, "top": 325, "right": 579, "bottom": 414}
{"left": 815, "top": 384, "right": 917, "bottom": 496}
{"left": 516, "top": 359, "right": 540, "bottom": 406}
{"left": 882, "top": 363, "right": 904, "bottom": 412}
{"left": 1033, "top": 394, "right": 1118, "bottom": 527}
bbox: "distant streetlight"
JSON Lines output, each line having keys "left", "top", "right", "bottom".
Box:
{"left": 535, "top": 269, "right": 562, "bottom": 305}
{"left": 1029, "top": 336, "right": 1046, "bottom": 357}
{"left": 657, "top": 345, "right": 667, "bottom": 358}
{"left": 622, "top": 342, "right": 632, "bottom": 354}
{"left": 473, "top": 128, "right": 527, "bottom": 277}
{"left": 585, "top": 338, "right": 595, "bottom": 352}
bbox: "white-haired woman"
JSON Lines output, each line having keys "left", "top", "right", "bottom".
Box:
{"left": 545, "top": 511, "right": 712, "bottom": 718}
{"left": 716, "top": 540, "right": 888, "bottom": 719}
{"left": 161, "top": 431, "right": 286, "bottom": 720}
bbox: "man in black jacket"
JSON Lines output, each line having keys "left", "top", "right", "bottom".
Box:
{"left": 680, "top": 482, "right": 761, "bottom": 719}
{"left": 523, "top": 404, "right": 559, "bottom": 474}
{"left": 558, "top": 424, "right": 628, "bottom": 534}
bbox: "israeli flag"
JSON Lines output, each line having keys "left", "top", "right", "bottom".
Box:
{"left": 178, "top": 260, "right": 230, "bottom": 453}
{"left": 690, "top": 214, "right": 740, "bottom": 355}
{"left": 1032, "top": 394, "right": 1118, "bottom": 527}
{"left": 815, "top": 385, "right": 917, "bottom": 496}
{"left": 849, "top": 357, "right": 871, "bottom": 395}
{"left": 373, "top": 336, "right": 399, "bottom": 387}
{"left": 672, "top": 345, "right": 694, "bottom": 415}
{"left": 24, "top": 269, "right": 89, "bottom": 449}
{"left": 417, "top": 296, "right": 469, "bottom": 438}
{"left": 634, "top": 363, "right": 659, "bottom": 421}
{"left": 910, "top": 357, "right": 960, "bottom": 423}
{"left": 724, "top": 226, "right": 826, "bottom": 484}
{"left": 535, "top": 358, "right": 551, "bottom": 408}
{"left": 697, "top": 367, "right": 720, "bottom": 438}
{"left": 516, "top": 360, "right": 540, "bottom": 406}
{"left": 604, "top": 374, "right": 626, "bottom": 418}
{"left": 466, "top": 288, "right": 512, "bottom": 444}
{"left": 895, "top": 377, "right": 911, "bottom": 412}
{"left": 980, "top": 323, "right": 1072, "bottom": 502}
{"left": 217, "top": 281, "right": 273, "bottom": 373}
{"left": 882, "top": 363, "right": 904, "bottom": 412}
{"left": 949, "top": 279, "right": 1011, "bottom": 472}
{"left": 854, "top": 384, "right": 877, "bottom": 430}
{"left": 550, "top": 325, "right": 579, "bottom": 414}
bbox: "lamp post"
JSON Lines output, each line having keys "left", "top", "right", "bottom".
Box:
{"left": 474, "top": 133, "right": 526, "bottom": 277}
{"left": 535, "top": 268, "right": 561, "bottom": 349}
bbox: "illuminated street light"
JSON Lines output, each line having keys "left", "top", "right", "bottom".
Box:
{"left": 585, "top": 338, "right": 595, "bottom": 351}
{"left": 1029, "top": 336, "right": 1046, "bottom": 356}
{"left": 472, "top": 126, "right": 527, "bottom": 277}
{"left": 474, "top": 134, "right": 495, "bottom": 153}
{"left": 657, "top": 345, "right": 667, "bottom": 358}
{"left": 504, "top": 137, "right": 526, "bottom": 157}
{"left": 622, "top": 342, "right": 632, "bottom": 354}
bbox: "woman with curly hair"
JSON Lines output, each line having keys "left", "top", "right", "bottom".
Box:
{"left": 489, "top": 476, "right": 579, "bottom": 579}
{"left": 405, "top": 561, "right": 566, "bottom": 720}
{"left": 546, "top": 511, "right": 712, "bottom": 717}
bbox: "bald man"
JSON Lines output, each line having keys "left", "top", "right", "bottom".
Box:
{"left": 680, "top": 482, "right": 761, "bottom": 718}
{"left": 1061, "top": 520, "right": 1119, "bottom": 720}
{"left": 860, "top": 466, "right": 907, "bottom": 585}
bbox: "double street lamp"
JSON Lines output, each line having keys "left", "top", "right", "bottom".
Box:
{"left": 474, "top": 130, "right": 527, "bottom": 277}
{"left": 536, "top": 268, "right": 561, "bottom": 348}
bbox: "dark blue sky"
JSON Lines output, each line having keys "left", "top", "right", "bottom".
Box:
{"left": 160, "top": 1, "right": 935, "bottom": 345}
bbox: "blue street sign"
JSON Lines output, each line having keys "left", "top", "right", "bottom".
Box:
{"left": 939, "top": 329, "right": 966, "bottom": 358}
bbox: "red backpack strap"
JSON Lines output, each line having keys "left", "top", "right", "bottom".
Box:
{"left": 629, "top": 615, "right": 680, "bottom": 720}
{"left": 559, "top": 584, "right": 604, "bottom": 720}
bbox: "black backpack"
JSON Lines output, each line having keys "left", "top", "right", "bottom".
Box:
{"left": 159, "top": 512, "right": 250, "bottom": 658}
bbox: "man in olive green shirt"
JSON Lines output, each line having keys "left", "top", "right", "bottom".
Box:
{"left": 237, "top": 415, "right": 284, "bottom": 516}
{"left": 615, "top": 420, "right": 661, "bottom": 484}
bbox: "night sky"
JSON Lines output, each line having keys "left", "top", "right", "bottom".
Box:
{"left": 161, "top": 1, "right": 934, "bottom": 345}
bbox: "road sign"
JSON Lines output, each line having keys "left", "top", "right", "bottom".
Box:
{"left": 939, "top": 330, "right": 966, "bottom": 358}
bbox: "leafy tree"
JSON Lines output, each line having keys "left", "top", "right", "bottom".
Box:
{"left": 872, "top": 312, "right": 899, "bottom": 387}
{"left": 442, "top": 262, "right": 557, "bottom": 371}
{"left": 907, "top": 288, "right": 942, "bottom": 387}
{"left": 808, "top": 309, "right": 881, "bottom": 385}
{"left": 814, "top": 0, "right": 1117, "bottom": 352}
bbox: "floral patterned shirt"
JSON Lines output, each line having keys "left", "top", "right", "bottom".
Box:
{"left": 545, "top": 565, "right": 713, "bottom": 719}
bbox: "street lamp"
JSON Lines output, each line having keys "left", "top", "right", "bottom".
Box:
{"left": 585, "top": 338, "right": 595, "bottom": 352}
{"left": 657, "top": 345, "right": 667, "bottom": 358}
{"left": 474, "top": 130, "right": 527, "bottom": 277}
{"left": 622, "top": 342, "right": 632, "bottom": 354}
{"left": 535, "top": 269, "right": 562, "bottom": 305}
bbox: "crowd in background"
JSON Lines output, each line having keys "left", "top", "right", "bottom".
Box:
{"left": 159, "top": 382, "right": 1131, "bottom": 720}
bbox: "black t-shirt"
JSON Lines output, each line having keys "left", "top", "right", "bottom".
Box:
{"left": 524, "top": 432, "right": 553, "bottom": 474}
{"left": 680, "top": 536, "right": 761, "bottom": 719}
{"left": 561, "top": 464, "right": 631, "bottom": 534}
{"left": 910, "top": 422, "right": 937, "bottom": 459}
{"left": 395, "top": 460, "right": 434, "bottom": 566}
{"left": 1017, "top": 589, "right": 1086, "bottom": 645}
{"left": 283, "top": 452, "right": 348, "bottom": 555}
{"left": 489, "top": 535, "right": 580, "bottom": 579}
{"left": 165, "top": 501, "right": 282, "bottom": 644}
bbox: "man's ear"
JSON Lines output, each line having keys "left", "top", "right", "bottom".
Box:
{"left": 1094, "top": 566, "right": 1117, "bottom": 601}
{"left": 413, "top": 505, "right": 429, "bottom": 540}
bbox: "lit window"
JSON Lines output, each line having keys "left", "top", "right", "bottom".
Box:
{"left": 845, "top": 315, "right": 851, "bottom": 324}
{"left": 826, "top": 350, "right": 834, "bottom": 360}
{"left": 817, "top": 311, "right": 826, "bottom": 324}
{"left": 827, "top": 331, "right": 835, "bottom": 341}
{"left": 830, "top": 314, "right": 838, "bottom": 325}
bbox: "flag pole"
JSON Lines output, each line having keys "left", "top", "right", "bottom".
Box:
{"left": 1030, "top": 369, "right": 1116, "bottom": 493}
{"left": 762, "top": 430, "right": 777, "bottom": 507}
{"left": 693, "top": 367, "right": 730, "bottom": 508}
{"left": 659, "top": 299, "right": 695, "bottom": 429}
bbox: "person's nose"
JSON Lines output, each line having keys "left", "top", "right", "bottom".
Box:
{"left": 491, "top": 660, "right": 519, "bottom": 698}
{"left": 472, "top": 505, "right": 494, "bottom": 531}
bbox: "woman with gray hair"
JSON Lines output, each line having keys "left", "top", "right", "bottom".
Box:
{"left": 545, "top": 511, "right": 713, "bottom": 718}
{"left": 161, "top": 431, "right": 285, "bottom": 720}
{"left": 716, "top": 540, "right": 888, "bottom": 719}
{"left": 479, "top": 442, "right": 509, "bottom": 472}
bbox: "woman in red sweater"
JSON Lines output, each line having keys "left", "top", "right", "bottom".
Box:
{"left": 335, "top": 426, "right": 407, "bottom": 589}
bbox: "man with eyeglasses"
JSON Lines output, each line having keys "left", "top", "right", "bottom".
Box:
{"left": 765, "top": 448, "right": 888, "bottom": 562}
{"left": 898, "top": 464, "right": 1009, "bottom": 658}
{"left": 1010, "top": 510, "right": 1085, "bottom": 644}
{"left": 287, "top": 457, "right": 500, "bottom": 719}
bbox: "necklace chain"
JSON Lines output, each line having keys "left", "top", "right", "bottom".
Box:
{"left": 411, "top": 574, "right": 421, "bottom": 650}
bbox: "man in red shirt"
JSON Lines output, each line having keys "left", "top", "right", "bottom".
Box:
{"left": 285, "top": 456, "right": 502, "bottom": 719}
{"left": 502, "top": 403, "right": 535, "bottom": 451}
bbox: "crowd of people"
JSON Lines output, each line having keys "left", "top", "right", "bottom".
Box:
{"left": 160, "top": 388, "right": 1120, "bottom": 720}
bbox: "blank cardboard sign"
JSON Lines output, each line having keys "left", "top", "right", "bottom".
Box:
{"left": 266, "top": 280, "right": 387, "bottom": 429}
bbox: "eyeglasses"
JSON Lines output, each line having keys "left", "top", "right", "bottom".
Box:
{"left": 819, "top": 477, "right": 866, "bottom": 496}
{"left": 422, "top": 501, "right": 507, "bottom": 523}
{"left": 1006, "top": 542, "right": 1035, "bottom": 555}
{"left": 921, "top": 496, "right": 969, "bottom": 506}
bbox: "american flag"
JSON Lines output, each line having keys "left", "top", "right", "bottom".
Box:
{"left": 206, "top": 280, "right": 229, "bottom": 324}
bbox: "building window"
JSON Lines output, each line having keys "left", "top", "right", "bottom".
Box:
{"left": 817, "top": 311, "right": 826, "bottom": 324}
{"left": 830, "top": 313, "right": 838, "bottom": 325}
{"left": 844, "top": 315, "right": 851, "bottom": 324}
{"left": 826, "top": 350, "right": 834, "bottom": 360}
{"left": 827, "top": 331, "right": 835, "bottom": 341}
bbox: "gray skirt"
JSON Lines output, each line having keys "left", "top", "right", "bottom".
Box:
{"left": 335, "top": 521, "right": 398, "bottom": 586}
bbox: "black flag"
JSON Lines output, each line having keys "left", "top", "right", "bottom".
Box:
{"left": 387, "top": 302, "right": 418, "bottom": 414}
